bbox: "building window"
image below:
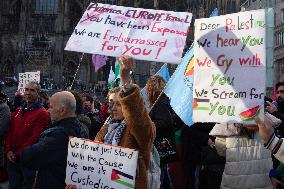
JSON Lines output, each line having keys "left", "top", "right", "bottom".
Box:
{"left": 282, "top": 8, "right": 284, "bottom": 22}
{"left": 33, "top": 0, "right": 58, "bottom": 15}
{"left": 281, "top": 59, "right": 284, "bottom": 75}
{"left": 1, "top": 1, "right": 21, "bottom": 33}
{"left": 275, "top": 31, "right": 284, "bottom": 47}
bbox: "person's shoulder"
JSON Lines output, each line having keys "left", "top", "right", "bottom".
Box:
{"left": 32, "top": 107, "right": 49, "bottom": 116}
{"left": 78, "top": 114, "right": 91, "bottom": 125}
{"left": 0, "top": 103, "right": 9, "bottom": 111}
{"left": 41, "top": 126, "right": 68, "bottom": 138}
{"left": 153, "top": 94, "right": 170, "bottom": 111}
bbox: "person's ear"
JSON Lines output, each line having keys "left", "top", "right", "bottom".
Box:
{"left": 59, "top": 106, "right": 66, "bottom": 116}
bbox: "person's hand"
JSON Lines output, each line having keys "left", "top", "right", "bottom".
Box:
{"left": 208, "top": 138, "right": 215, "bottom": 148}
{"left": 266, "top": 101, "right": 278, "bottom": 113}
{"left": 255, "top": 115, "right": 274, "bottom": 144}
{"left": 65, "top": 184, "right": 77, "bottom": 189}
{"left": 7, "top": 151, "right": 16, "bottom": 163}
{"left": 117, "top": 55, "right": 133, "bottom": 85}
{"left": 15, "top": 90, "right": 21, "bottom": 97}
{"left": 271, "top": 177, "right": 282, "bottom": 189}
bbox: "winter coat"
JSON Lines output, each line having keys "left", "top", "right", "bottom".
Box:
{"left": 269, "top": 100, "right": 284, "bottom": 137}
{"left": 85, "top": 111, "right": 102, "bottom": 140}
{"left": 5, "top": 102, "right": 49, "bottom": 158}
{"left": 149, "top": 94, "right": 178, "bottom": 164}
{"left": 0, "top": 102, "right": 10, "bottom": 169}
{"left": 77, "top": 114, "right": 91, "bottom": 138}
{"left": 210, "top": 123, "right": 273, "bottom": 189}
{"left": 0, "top": 103, "right": 10, "bottom": 136}
{"left": 95, "top": 85, "right": 155, "bottom": 189}
{"left": 20, "top": 117, "right": 88, "bottom": 189}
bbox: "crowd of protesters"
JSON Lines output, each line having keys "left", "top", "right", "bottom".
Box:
{"left": 0, "top": 56, "right": 284, "bottom": 189}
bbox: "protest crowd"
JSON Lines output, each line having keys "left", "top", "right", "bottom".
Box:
{"left": 0, "top": 55, "right": 283, "bottom": 189}
{"left": 0, "top": 2, "right": 283, "bottom": 189}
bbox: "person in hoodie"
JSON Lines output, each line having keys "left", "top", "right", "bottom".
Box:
{"left": 5, "top": 81, "right": 49, "bottom": 189}
{"left": 20, "top": 91, "right": 88, "bottom": 189}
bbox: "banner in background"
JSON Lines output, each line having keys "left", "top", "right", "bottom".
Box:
{"left": 18, "top": 71, "right": 40, "bottom": 94}
{"left": 65, "top": 3, "right": 192, "bottom": 64}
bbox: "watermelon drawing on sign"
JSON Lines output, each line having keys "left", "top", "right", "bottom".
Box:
{"left": 239, "top": 105, "right": 261, "bottom": 121}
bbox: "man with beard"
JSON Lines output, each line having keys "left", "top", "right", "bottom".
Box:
{"left": 5, "top": 81, "right": 49, "bottom": 189}
{"left": 266, "top": 82, "right": 284, "bottom": 137}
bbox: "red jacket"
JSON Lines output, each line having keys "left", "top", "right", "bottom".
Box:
{"left": 5, "top": 102, "right": 49, "bottom": 158}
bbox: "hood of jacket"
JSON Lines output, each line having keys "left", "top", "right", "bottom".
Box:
{"left": 21, "top": 101, "right": 43, "bottom": 113}
{"left": 209, "top": 123, "right": 241, "bottom": 137}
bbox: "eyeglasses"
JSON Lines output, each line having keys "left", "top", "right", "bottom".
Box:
{"left": 277, "top": 90, "right": 284, "bottom": 94}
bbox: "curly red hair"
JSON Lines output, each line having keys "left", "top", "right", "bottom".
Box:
{"left": 146, "top": 75, "right": 166, "bottom": 107}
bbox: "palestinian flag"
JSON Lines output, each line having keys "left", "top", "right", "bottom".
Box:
{"left": 193, "top": 98, "right": 210, "bottom": 111}
{"left": 111, "top": 169, "right": 134, "bottom": 188}
{"left": 108, "top": 60, "right": 120, "bottom": 89}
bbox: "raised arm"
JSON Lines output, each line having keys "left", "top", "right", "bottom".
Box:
{"left": 118, "top": 55, "right": 155, "bottom": 149}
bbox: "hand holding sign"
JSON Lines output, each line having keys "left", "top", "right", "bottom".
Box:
{"left": 265, "top": 101, "right": 278, "bottom": 113}
{"left": 118, "top": 55, "right": 133, "bottom": 86}
{"left": 65, "top": 184, "right": 76, "bottom": 189}
{"left": 255, "top": 115, "right": 274, "bottom": 144}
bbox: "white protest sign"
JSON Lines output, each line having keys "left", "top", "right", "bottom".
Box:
{"left": 65, "top": 3, "right": 192, "bottom": 64}
{"left": 18, "top": 71, "right": 40, "bottom": 95}
{"left": 193, "top": 9, "right": 266, "bottom": 123}
{"left": 66, "top": 137, "right": 138, "bottom": 189}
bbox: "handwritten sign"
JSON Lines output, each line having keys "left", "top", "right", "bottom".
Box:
{"left": 192, "top": 9, "right": 266, "bottom": 123}
{"left": 66, "top": 137, "right": 138, "bottom": 189}
{"left": 18, "top": 71, "right": 40, "bottom": 95}
{"left": 65, "top": 3, "right": 192, "bottom": 64}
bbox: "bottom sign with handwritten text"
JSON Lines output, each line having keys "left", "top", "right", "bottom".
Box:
{"left": 66, "top": 137, "right": 138, "bottom": 189}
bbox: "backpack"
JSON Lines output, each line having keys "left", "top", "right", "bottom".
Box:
{"left": 148, "top": 145, "right": 161, "bottom": 189}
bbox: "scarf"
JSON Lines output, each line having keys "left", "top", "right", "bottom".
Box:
{"left": 104, "top": 118, "right": 126, "bottom": 145}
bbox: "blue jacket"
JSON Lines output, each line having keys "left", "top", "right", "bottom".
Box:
{"left": 21, "top": 117, "right": 88, "bottom": 189}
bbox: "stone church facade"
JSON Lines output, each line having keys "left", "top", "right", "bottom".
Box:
{"left": 0, "top": 0, "right": 246, "bottom": 88}
{"left": 0, "top": 0, "right": 110, "bottom": 89}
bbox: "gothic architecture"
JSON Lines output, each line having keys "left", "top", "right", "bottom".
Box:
{"left": 0, "top": 0, "right": 246, "bottom": 88}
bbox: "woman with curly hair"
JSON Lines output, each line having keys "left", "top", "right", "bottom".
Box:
{"left": 146, "top": 75, "right": 182, "bottom": 189}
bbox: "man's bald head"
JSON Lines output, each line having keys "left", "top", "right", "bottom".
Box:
{"left": 48, "top": 91, "right": 76, "bottom": 123}
{"left": 52, "top": 91, "right": 76, "bottom": 113}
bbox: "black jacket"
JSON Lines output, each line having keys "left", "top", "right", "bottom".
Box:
{"left": 149, "top": 94, "right": 182, "bottom": 164}
{"left": 0, "top": 103, "right": 10, "bottom": 136}
{"left": 20, "top": 117, "right": 88, "bottom": 189}
{"left": 271, "top": 100, "right": 284, "bottom": 137}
